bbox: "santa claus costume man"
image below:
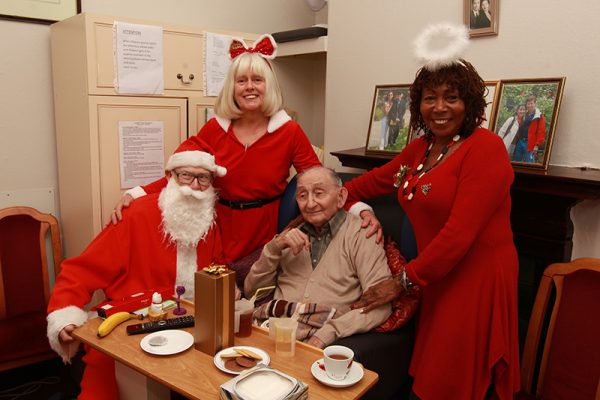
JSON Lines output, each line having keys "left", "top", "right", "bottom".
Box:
{"left": 46, "top": 140, "right": 226, "bottom": 399}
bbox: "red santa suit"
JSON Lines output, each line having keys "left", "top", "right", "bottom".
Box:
{"left": 128, "top": 110, "right": 321, "bottom": 262}
{"left": 47, "top": 192, "right": 223, "bottom": 399}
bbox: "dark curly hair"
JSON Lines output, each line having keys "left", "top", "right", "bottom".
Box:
{"left": 409, "top": 59, "right": 487, "bottom": 138}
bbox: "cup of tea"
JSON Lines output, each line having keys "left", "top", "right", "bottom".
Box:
{"left": 323, "top": 345, "right": 354, "bottom": 380}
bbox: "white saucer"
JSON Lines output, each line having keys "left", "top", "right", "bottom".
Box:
{"left": 310, "top": 358, "right": 364, "bottom": 388}
{"left": 214, "top": 346, "right": 270, "bottom": 375}
{"left": 139, "top": 330, "right": 194, "bottom": 356}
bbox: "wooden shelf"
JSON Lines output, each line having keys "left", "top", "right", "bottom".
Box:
{"left": 276, "top": 36, "right": 327, "bottom": 57}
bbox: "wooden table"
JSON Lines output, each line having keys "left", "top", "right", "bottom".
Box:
{"left": 73, "top": 307, "right": 378, "bottom": 399}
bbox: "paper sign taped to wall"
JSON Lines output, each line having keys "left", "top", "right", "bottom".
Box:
{"left": 205, "top": 32, "right": 233, "bottom": 97}
{"left": 114, "top": 22, "right": 164, "bottom": 94}
{"left": 119, "top": 121, "right": 165, "bottom": 188}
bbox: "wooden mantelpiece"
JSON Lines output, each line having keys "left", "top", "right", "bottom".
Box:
{"left": 332, "top": 147, "right": 600, "bottom": 348}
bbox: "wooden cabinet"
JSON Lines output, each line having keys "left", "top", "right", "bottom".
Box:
{"left": 51, "top": 13, "right": 256, "bottom": 256}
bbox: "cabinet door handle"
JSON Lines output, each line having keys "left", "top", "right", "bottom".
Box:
{"left": 176, "top": 73, "right": 195, "bottom": 84}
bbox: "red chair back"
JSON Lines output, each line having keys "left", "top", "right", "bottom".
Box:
{"left": 521, "top": 258, "right": 600, "bottom": 399}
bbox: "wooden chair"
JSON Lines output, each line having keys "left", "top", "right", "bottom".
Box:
{"left": 0, "top": 206, "right": 63, "bottom": 372}
{"left": 519, "top": 258, "right": 600, "bottom": 399}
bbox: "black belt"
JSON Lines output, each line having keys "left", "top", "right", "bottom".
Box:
{"left": 218, "top": 193, "right": 282, "bottom": 210}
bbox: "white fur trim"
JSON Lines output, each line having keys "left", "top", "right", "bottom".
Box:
{"left": 176, "top": 245, "right": 197, "bottom": 300}
{"left": 267, "top": 109, "right": 291, "bottom": 133}
{"left": 414, "top": 23, "right": 469, "bottom": 71}
{"left": 216, "top": 115, "right": 231, "bottom": 132}
{"left": 125, "top": 186, "right": 147, "bottom": 199}
{"left": 47, "top": 306, "right": 88, "bottom": 362}
{"left": 165, "top": 150, "right": 227, "bottom": 177}
{"left": 348, "top": 201, "right": 373, "bottom": 217}
{"left": 216, "top": 110, "right": 290, "bottom": 134}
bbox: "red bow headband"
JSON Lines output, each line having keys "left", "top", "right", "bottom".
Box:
{"left": 229, "top": 34, "right": 277, "bottom": 60}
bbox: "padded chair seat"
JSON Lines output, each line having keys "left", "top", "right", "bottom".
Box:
{"left": 0, "top": 310, "right": 54, "bottom": 363}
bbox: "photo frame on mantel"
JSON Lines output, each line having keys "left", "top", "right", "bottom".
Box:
{"left": 464, "top": 0, "right": 499, "bottom": 38}
{"left": 491, "top": 77, "right": 566, "bottom": 170}
{"left": 365, "top": 84, "right": 411, "bottom": 155}
{"left": 0, "top": 0, "right": 80, "bottom": 24}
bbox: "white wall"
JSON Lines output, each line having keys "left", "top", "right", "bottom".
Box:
{"left": 324, "top": 0, "right": 600, "bottom": 258}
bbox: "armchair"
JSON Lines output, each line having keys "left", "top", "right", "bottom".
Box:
{"left": 0, "top": 206, "right": 63, "bottom": 371}
{"left": 231, "top": 172, "right": 417, "bottom": 399}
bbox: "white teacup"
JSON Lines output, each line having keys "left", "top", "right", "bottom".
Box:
{"left": 323, "top": 345, "right": 354, "bottom": 380}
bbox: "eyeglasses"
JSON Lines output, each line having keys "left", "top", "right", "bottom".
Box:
{"left": 174, "top": 171, "right": 213, "bottom": 185}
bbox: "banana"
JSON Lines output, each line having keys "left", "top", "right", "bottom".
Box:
{"left": 97, "top": 312, "right": 142, "bottom": 338}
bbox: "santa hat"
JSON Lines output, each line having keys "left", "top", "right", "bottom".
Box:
{"left": 165, "top": 139, "right": 227, "bottom": 177}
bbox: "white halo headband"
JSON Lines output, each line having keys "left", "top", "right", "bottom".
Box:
{"left": 413, "top": 23, "right": 469, "bottom": 71}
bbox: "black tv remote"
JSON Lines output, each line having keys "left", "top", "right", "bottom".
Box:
{"left": 126, "top": 316, "right": 195, "bottom": 335}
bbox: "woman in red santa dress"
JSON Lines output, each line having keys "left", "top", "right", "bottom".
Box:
{"left": 347, "top": 24, "right": 520, "bottom": 399}
{"left": 112, "top": 34, "right": 321, "bottom": 263}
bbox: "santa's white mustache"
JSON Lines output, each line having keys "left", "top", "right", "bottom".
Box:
{"left": 178, "top": 185, "right": 210, "bottom": 200}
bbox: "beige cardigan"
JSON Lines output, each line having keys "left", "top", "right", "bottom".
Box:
{"left": 245, "top": 213, "right": 392, "bottom": 345}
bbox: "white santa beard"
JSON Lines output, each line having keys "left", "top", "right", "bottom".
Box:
{"left": 159, "top": 177, "right": 217, "bottom": 248}
{"left": 158, "top": 178, "right": 217, "bottom": 297}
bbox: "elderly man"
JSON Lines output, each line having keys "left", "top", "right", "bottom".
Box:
{"left": 244, "top": 166, "right": 392, "bottom": 349}
{"left": 46, "top": 140, "right": 226, "bottom": 399}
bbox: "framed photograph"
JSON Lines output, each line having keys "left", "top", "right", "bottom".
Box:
{"left": 483, "top": 80, "right": 500, "bottom": 129}
{"left": 464, "top": 0, "right": 499, "bottom": 38}
{"left": 490, "top": 77, "right": 566, "bottom": 170}
{"left": 0, "top": 0, "right": 80, "bottom": 24}
{"left": 365, "top": 84, "right": 411, "bottom": 155}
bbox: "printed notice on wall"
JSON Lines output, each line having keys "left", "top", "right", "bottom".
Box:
{"left": 119, "top": 121, "right": 165, "bottom": 188}
{"left": 205, "top": 32, "right": 233, "bottom": 96}
{"left": 114, "top": 22, "right": 164, "bottom": 94}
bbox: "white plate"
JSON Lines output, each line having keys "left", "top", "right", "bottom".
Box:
{"left": 139, "top": 330, "right": 194, "bottom": 356}
{"left": 214, "top": 346, "right": 270, "bottom": 375}
{"left": 310, "top": 358, "right": 364, "bottom": 388}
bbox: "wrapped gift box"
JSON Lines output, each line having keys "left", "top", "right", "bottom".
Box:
{"left": 194, "top": 266, "right": 235, "bottom": 355}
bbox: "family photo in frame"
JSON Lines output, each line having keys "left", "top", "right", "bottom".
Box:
{"left": 365, "top": 84, "right": 411, "bottom": 155}
{"left": 464, "top": 0, "right": 499, "bottom": 37}
{"left": 491, "top": 77, "right": 566, "bottom": 170}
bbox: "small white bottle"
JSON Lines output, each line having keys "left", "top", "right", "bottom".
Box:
{"left": 148, "top": 292, "right": 165, "bottom": 321}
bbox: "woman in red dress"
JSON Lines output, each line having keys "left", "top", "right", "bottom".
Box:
{"left": 112, "top": 35, "right": 321, "bottom": 263}
{"left": 347, "top": 25, "right": 520, "bottom": 399}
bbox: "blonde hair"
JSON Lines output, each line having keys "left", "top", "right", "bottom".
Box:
{"left": 214, "top": 52, "right": 283, "bottom": 119}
